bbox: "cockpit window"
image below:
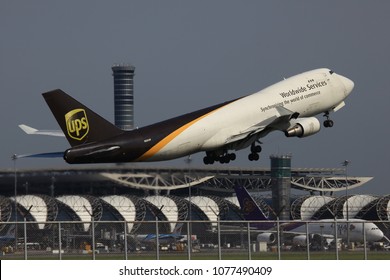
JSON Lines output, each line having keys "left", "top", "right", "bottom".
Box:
{"left": 329, "top": 70, "right": 334, "bottom": 74}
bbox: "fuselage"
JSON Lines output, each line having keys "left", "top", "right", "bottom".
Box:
{"left": 63, "top": 68, "right": 354, "bottom": 164}
{"left": 135, "top": 233, "right": 184, "bottom": 245}
{"left": 148, "top": 68, "right": 352, "bottom": 160}
{"left": 292, "top": 219, "right": 384, "bottom": 243}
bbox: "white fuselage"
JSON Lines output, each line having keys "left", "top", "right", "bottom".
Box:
{"left": 149, "top": 68, "right": 353, "bottom": 161}
{"left": 292, "top": 219, "right": 384, "bottom": 243}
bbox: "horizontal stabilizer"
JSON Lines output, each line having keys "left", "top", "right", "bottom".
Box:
{"left": 12, "top": 152, "right": 64, "bottom": 159}
{"left": 19, "top": 124, "right": 65, "bottom": 137}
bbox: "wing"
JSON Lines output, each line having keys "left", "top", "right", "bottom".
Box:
{"left": 225, "top": 106, "right": 299, "bottom": 150}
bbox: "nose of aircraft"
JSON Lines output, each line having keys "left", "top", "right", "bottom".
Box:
{"left": 368, "top": 227, "right": 384, "bottom": 242}
{"left": 338, "top": 75, "right": 355, "bottom": 95}
{"left": 374, "top": 228, "right": 384, "bottom": 241}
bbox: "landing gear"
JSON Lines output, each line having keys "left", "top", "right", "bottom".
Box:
{"left": 203, "top": 142, "right": 263, "bottom": 164}
{"left": 323, "top": 111, "right": 334, "bottom": 128}
{"left": 248, "top": 143, "right": 261, "bottom": 161}
{"left": 248, "top": 152, "right": 259, "bottom": 161}
{"left": 203, "top": 151, "right": 236, "bottom": 165}
{"left": 324, "top": 119, "right": 334, "bottom": 128}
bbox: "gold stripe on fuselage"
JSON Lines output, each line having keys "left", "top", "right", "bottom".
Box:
{"left": 136, "top": 106, "right": 226, "bottom": 161}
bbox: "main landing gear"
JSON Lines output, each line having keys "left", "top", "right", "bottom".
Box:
{"left": 203, "top": 142, "right": 263, "bottom": 165}
{"left": 323, "top": 111, "right": 334, "bottom": 128}
{"left": 248, "top": 143, "right": 261, "bottom": 161}
{"left": 203, "top": 151, "right": 236, "bottom": 165}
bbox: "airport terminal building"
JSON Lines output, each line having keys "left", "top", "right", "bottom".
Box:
{"left": 0, "top": 163, "right": 389, "bottom": 242}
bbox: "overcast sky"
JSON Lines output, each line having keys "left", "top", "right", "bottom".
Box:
{"left": 1, "top": 1, "right": 389, "bottom": 195}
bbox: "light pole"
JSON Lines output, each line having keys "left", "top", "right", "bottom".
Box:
{"left": 83, "top": 205, "right": 95, "bottom": 260}
{"left": 185, "top": 160, "right": 193, "bottom": 260}
{"left": 342, "top": 160, "right": 350, "bottom": 248}
{"left": 12, "top": 154, "right": 18, "bottom": 251}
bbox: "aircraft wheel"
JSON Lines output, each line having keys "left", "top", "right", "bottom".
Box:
{"left": 324, "top": 119, "right": 334, "bottom": 128}
{"left": 248, "top": 153, "right": 260, "bottom": 161}
{"left": 255, "top": 145, "right": 262, "bottom": 153}
{"left": 251, "top": 144, "right": 262, "bottom": 153}
{"left": 203, "top": 156, "right": 214, "bottom": 165}
{"left": 221, "top": 156, "right": 230, "bottom": 164}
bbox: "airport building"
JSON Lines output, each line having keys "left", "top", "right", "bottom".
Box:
{"left": 0, "top": 163, "right": 389, "bottom": 238}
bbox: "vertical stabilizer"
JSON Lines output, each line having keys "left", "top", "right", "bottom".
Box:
{"left": 234, "top": 186, "right": 269, "bottom": 220}
{"left": 43, "top": 89, "right": 123, "bottom": 147}
{"left": 234, "top": 185, "right": 275, "bottom": 230}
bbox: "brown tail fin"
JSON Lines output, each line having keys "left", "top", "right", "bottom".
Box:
{"left": 43, "top": 89, "right": 123, "bottom": 147}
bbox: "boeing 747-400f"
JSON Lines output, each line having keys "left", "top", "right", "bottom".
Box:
{"left": 28, "top": 68, "right": 354, "bottom": 164}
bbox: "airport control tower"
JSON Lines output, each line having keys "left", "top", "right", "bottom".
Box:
{"left": 270, "top": 155, "right": 292, "bottom": 220}
{"left": 112, "top": 64, "right": 135, "bottom": 130}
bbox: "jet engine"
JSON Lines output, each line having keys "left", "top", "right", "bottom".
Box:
{"left": 256, "top": 233, "right": 276, "bottom": 244}
{"left": 284, "top": 117, "right": 321, "bottom": 138}
{"left": 293, "top": 234, "right": 327, "bottom": 248}
{"left": 292, "top": 235, "right": 308, "bottom": 246}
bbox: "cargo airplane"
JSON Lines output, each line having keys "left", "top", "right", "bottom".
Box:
{"left": 23, "top": 68, "right": 354, "bottom": 164}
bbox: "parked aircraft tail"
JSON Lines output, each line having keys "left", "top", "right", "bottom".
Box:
{"left": 234, "top": 185, "right": 277, "bottom": 230}
{"left": 172, "top": 222, "right": 184, "bottom": 235}
{"left": 234, "top": 185, "right": 269, "bottom": 220}
{"left": 1, "top": 224, "right": 16, "bottom": 239}
{"left": 43, "top": 89, "right": 123, "bottom": 147}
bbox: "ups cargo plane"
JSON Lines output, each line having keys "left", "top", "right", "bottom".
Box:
{"left": 40, "top": 68, "right": 354, "bottom": 164}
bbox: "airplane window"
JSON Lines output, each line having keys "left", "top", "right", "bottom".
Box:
{"left": 329, "top": 70, "right": 334, "bottom": 74}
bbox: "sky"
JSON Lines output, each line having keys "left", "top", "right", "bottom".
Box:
{"left": 1, "top": 1, "right": 389, "bottom": 195}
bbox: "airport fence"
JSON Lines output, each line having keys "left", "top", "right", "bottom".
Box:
{"left": 0, "top": 220, "right": 389, "bottom": 260}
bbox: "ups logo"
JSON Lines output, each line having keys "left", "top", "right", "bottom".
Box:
{"left": 65, "top": 109, "right": 89, "bottom": 141}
